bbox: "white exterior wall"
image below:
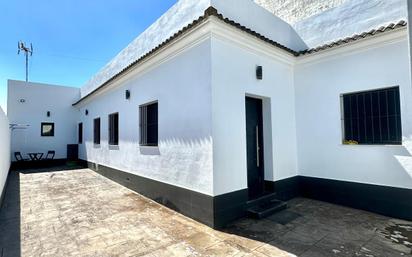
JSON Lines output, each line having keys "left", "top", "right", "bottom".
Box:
{"left": 0, "top": 107, "right": 10, "bottom": 195}
{"left": 81, "top": 0, "right": 306, "bottom": 97}
{"left": 78, "top": 39, "right": 214, "bottom": 195}
{"left": 295, "top": 31, "right": 412, "bottom": 189}
{"left": 409, "top": 0, "right": 412, "bottom": 80}
{"left": 7, "top": 80, "right": 80, "bottom": 160}
{"left": 294, "top": 0, "right": 407, "bottom": 48}
{"left": 211, "top": 36, "right": 298, "bottom": 195}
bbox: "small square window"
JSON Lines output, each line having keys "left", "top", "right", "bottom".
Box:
{"left": 41, "top": 122, "right": 54, "bottom": 137}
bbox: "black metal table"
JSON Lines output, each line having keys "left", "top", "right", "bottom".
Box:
{"left": 28, "top": 153, "right": 43, "bottom": 161}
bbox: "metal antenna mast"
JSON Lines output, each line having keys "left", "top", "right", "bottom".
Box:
{"left": 17, "top": 41, "right": 33, "bottom": 82}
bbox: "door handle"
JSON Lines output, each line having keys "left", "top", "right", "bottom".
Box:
{"left": 256, "top": 125, "right": 260, "bottom": 167}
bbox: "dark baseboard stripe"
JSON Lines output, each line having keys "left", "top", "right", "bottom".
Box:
{"left": 81, "top": 160, "right": 412, "bottom": 227}
{"left": 11, "top": 159, "right": 69, "bottom": 170}
{"left": 84, "top": 161, "right": 216, "bottom": 227}
{"left": 260, "top": 176, "right": 412, "bottom": 221}
{"left": 213, "top": 189, "right": 248, "bottom": 229}
{"left": 0, "top": 168, "right": 11, "bottom": 209}
{"left": 265, "top": 176, "right": 301, "bottom": 201}
{"left": 299, "top": 176, "right": 412, "bottom": 221}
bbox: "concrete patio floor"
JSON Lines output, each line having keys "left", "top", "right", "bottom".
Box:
{"left": 0, "top": 167, "right": 411, "bottom": 257}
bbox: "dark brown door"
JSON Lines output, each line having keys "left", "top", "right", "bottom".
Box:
{"left": 245, "top": 97, "right": 265, "bottom": 200}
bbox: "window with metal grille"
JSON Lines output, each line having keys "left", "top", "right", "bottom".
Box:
{"left": 108, "top": 113, "right": 119, "bottom": 146}
{"left": 341, "top": 87, "right": 402, "bottom": 145}
{"left": 139, "top": 102, "right": 158, "bottom": 146}
{"left": 78, "top": 123, "right": 83, "bottom": 144}
{"left": 94, "top": 118, "right": 101, "bottom": 145}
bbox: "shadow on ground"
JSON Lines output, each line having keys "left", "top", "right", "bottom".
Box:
{"left": 222, "top": 198, "right": 412, "bottom": 256}
{"left": 0, "top": 165, "right": 411, "bottom": 257}
{"left": 0, "top": 171, "right": 21, "bottom": 257}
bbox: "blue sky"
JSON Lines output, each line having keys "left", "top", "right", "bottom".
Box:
{"left": 0, "top": 0, "right": 177, "bottom": 112}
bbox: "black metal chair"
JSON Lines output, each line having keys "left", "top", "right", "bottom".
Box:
{"left": 44, "top": 151, "right": 55, "bottom": 160}
{"left": 14, "top": 152, "right": 28, "bottom": 162}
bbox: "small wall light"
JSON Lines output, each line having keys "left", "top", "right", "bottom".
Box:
{"left": 47, "top": 111, "right": 51, "bottom": 117}
{"left": 256, "top": 66, "right": 263, "bottom": 80}
{"left": 19, "top": 99, "right": 26, "bottom": 103}
{"left": 85, "top": 109, "right": 89, "bottom": 116}
{"left": 125, "top": 90, "right": 131, "bottom": 100}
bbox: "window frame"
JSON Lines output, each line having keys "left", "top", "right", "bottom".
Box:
{"left": 108, "top": 112, "right": 119, "bottom": 146}
{"left": 139, "top": 101, "right": 158, "bottom": 147}
{"left": 341, "top": 86, "right": 402, "bottom": 145}
{"left": 41, "top": 122, "right": 55, "bottom": 137}
{"left": 78, "top": 122, "right": 83, "bottom": 144}
{"left": 93, "top": 117, "right": 101, "bottom": 145}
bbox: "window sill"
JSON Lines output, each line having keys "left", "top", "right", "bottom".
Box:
{"left": 139, "top": 145, "right": 159, "bottom": 148}
{"left": 139, "top": 145, "right": 160, "bottom": 155}
{"left": 341, "top": 143, "right": 403, "bottom": 147}
{"left": 109, "top": 145, "right": 119, "bottom": 150}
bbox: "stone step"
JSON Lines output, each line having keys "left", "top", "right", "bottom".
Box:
{"left": 246, "top": 192, "right": 278, "bottom": 207}
{"left": 247, "top": 199, "right": 288, "bottom": 219}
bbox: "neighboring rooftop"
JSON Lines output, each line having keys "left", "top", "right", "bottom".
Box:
{"left": 255, "top": 0, "right": 347, "bottom": 24}
{"left": 79, "top": 0, "right": 408, "bottom": 99}
{"left": 80, "top": 0, "right": 305, "bottom": 97}
{"left": 293, "top": 0, "right": 407, "bottom": 48}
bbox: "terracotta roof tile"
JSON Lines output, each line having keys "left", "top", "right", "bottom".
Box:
{"left": 73, "top": 7, "right": 407, "bottom": 105}
{"left": 298, "top": 20, "right": 407, "bottom": 56}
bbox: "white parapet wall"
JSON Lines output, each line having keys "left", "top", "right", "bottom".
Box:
{"left": 0, "top": 106, "right": 10, "bottom": 197}
{"left": 7, "top": 80, "right": 80, "bottom": 160}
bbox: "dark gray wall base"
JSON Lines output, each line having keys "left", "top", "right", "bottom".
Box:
{"left": 11, "top": 159, "right": 69, "bottom": 170}
{"left": 213, "top": 189, "right": 248, "bottom": 228}
{"left": 84, "top": 161, "right": 218, "bottom": 227}
{"left": 266, "top": 176, "right": 412, "bottom": 221}
{"left": 83, "top": 161, "right": 251, "bottom": 229}
{"left": 299, "top": 176, "right": 412, "bottom": 221}
{"left": 82, "top": 160, "right": 412, "bottom": 227}
{"left": 265, "top": 177, "right": 300, "bottom": 201}
{"left": 0, "top": 168, "right": 10, "bottom": 209}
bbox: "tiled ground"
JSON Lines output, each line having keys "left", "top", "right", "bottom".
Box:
{"left": 0, "top": 167, "right": 411, "bottom": 257}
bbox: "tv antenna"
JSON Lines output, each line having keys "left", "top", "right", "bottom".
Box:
{"left": 17, "top": 41, "right": 33, "bottom": 82}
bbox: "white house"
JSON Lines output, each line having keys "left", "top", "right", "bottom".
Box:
{"left": 7, "top": 0, "right": 412, "bottom": 228}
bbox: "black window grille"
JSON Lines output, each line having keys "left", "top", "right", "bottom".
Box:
{"left": 108, "top": 113, "right": 119, "bottom": 145}
{"left": 94, "top": 118, "right": 101, "bottom": 145}
{"left": 139, "top": 102, "right": 158, "bottom": 146}
{"left": 342, "top": 87, "right": 402, "bottom": 145}
{"left": 78, "top": 123, "right": 83, "bottom": 144}
{"left": 41, "top": 122, "right": 54, "bottom": 137}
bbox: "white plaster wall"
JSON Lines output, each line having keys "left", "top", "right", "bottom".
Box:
{"left": 78, "top": 39, "right": 213, "bottom": 195}
{"left": 0, "top": 107, "right": 10, "bottom": 195}
{"left": 254, "top": 0, "right": 347, "bottom": 24}
{"left": 409, "top": 0, "right": 412, "bottom": 80}
{"left": 81, "top": 0, "right": 306, "bottom": 97}
{"left": 211, "top": 0, "right": 307, "bottom": 51}
{"left": 211, "top": 37, "right": 298, "bottom": 195}
{"left": 295, "top": 36, "right": 412, "bottom": 189}
{"left": 7, "top": 80, "right": 80, "bottom": 160}
{"left": 294, "top": 0, "right": 407, "bottom": 48}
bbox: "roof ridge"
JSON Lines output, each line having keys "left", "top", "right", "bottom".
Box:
{"left": 73, "top": 7, "right": 407, "bottom": 106}
{"left": 298, "top": 20, "right": 407, "bottom": 55}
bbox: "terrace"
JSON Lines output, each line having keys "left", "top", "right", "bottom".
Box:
{"left": 0, "top": 165, "right": 410, "bottom": 257}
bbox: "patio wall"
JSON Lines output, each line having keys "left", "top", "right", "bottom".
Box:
{"left": 0, "top": 106, "right": 10, "bottom": 197}
{"left": 7, "top": 80, "right": 80, "bottom": 161}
